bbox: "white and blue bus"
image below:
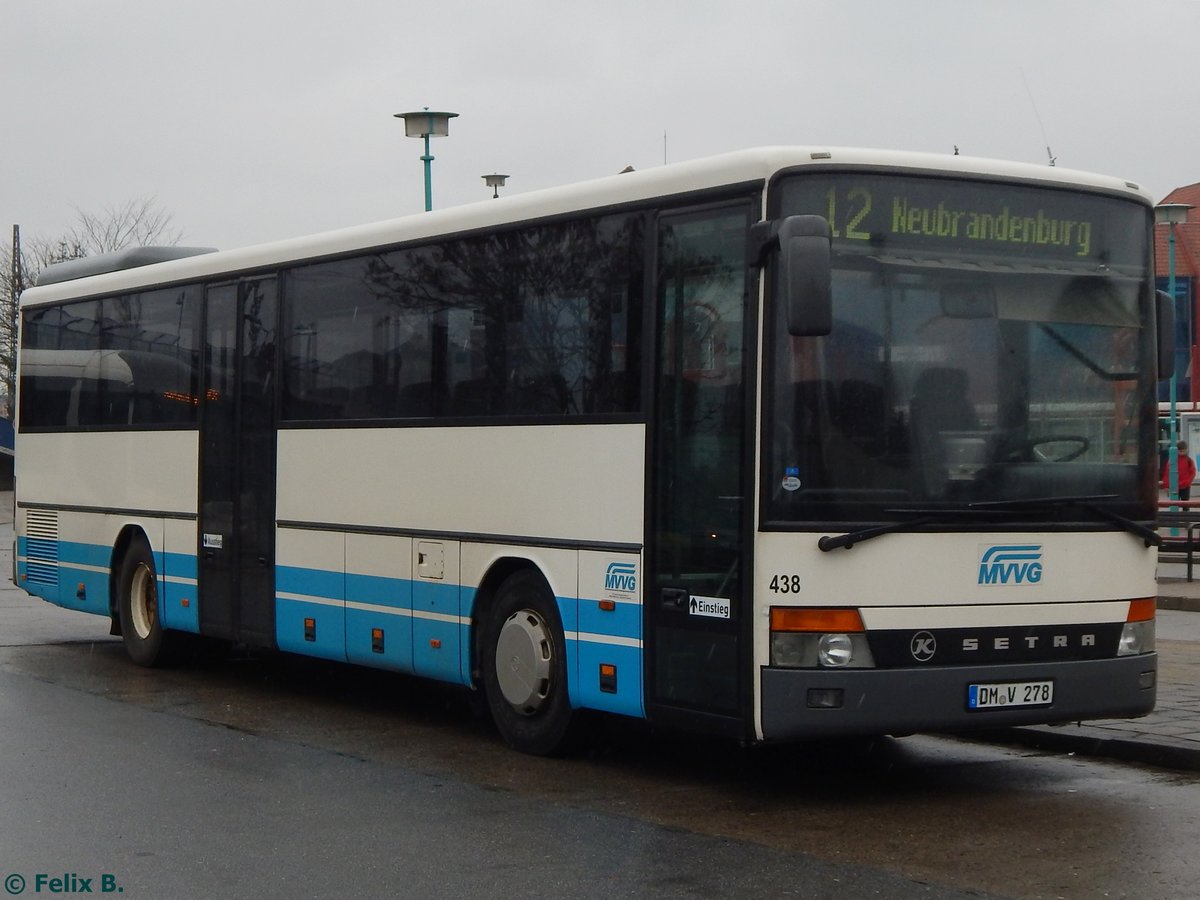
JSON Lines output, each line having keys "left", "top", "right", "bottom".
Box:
{"left": 15, "top": 147, "right": 1167, "bottom": 754}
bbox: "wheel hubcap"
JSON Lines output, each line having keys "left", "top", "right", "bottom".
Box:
{"left": 495, "top": 609, "right": 553, "bottom": 714}
{"left": 129, "top": 563, "right": 157, "bottom": 640}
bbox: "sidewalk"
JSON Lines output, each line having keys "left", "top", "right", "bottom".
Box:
{"left": 989, "top": 579, "right": 1200, "bottom": 772}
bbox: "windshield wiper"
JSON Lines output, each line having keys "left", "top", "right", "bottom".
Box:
{"left": 817, "top": 512, "right": 939, "bottom": 551}
{"left": 817, "top": 494, "right": 1160, "bottom": 552}
{"left": 968, "top": 494, "right": 1160, "bottom": 547}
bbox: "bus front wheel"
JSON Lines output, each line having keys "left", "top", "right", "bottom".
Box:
{"left": 117, "top": 537, "right": 174, "bottom": 667}
{"left": 482, "top": 570, "right": 576, "bottom": 756}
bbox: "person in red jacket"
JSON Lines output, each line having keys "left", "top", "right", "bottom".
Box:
{"left": 1162, "top": 441, "right": 1197, "bottom": 500}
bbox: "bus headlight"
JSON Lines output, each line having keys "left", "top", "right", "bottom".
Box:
{"left": 1118, "top": 598, "right": 1156, "bottom": 657}
{"left": 769, "top": 607, "right": 876, "bottom": 668}
{"left": 1117, "top": 619, "right": 1155, "bottom": 656}
{"left": 818, "top": 633, "right": 854, "bottom": 667}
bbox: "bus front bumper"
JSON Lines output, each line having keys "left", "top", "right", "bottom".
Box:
{"left": 759, "top": 654, "right": 1157, "bottom": 741}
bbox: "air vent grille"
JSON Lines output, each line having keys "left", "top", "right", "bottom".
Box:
{"left": 23, "top": 509, "right": 59, "bottom": 586}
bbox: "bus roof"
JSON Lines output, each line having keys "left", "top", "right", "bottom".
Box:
{"left": 19, "top": 146, "right": 1154, "bottom": 308}
{"left": 35, "top": 246, "right": 217, "bottom": 287}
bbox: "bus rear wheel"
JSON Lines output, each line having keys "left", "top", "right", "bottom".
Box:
{"left": 117, "top": 537, "right": 175, "bottom": 667}
{"left": 482, "top": 569, "right": 576, "bottom": 756}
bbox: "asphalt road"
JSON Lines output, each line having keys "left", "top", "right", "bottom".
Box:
{"left": 0, "top": 652, "right": 996, "bottom": 900}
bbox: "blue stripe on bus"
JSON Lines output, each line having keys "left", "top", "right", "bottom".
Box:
{"left": 556, "top": 596, "right": 582, "bottom": 708}
{"left": 346, "top": 572, "right": 410, "bottom": 608}
{"left": 17, "top": 541, "right": 646, "bottom": 721}
{"left": 158, "top": 551, "right": 200, "bottom": 633}
{"left": 345, "top": 571, "right": 415, "bottom": 673}
{"left": 55, "top": 540, "right": 111, "bottom": 569}
{"left": 276, "top": 563, "right": 347, "bottom": 661}
{"left": 17, "top": 535, "right": 205, "bottom": 630}
{"left": 276, "top": 594, "right": 346, "bottom": 661}
{"left": 578, "top": 598, "right": 640, "bottom": 641}
{"left": 30, "top": 539, "right": 109, "bottom": 616}
{"left": 277, "top": 565, "right": 345, "bottom": 601}
{"left": 574, "top": 598, "right": 642, "bottom": 716}
{"left": 412, "top": 580, "right": 465, "bottom": 684}
{"left": 576, "top": 638, "right": 644, "bottom": 718}
{"left": 162, "top": 551, "right": 198, "bottom": 580}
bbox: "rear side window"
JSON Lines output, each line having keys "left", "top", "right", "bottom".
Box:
{"left": 20, "top": 286, "right": 201, "bottom": 430}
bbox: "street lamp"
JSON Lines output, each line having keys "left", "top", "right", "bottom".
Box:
{"left": 1156, "top": 201, "right": 1193, "bottom": 502}
{"left": 394, "top": 108, "right": 458, "bottom": 212}
{"left": 482, "top": 173, "right": 509, "bottom": 199}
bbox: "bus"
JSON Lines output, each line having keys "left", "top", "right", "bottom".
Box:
{"left": 14, "top": 147, "right": 1168, "bottom": 755}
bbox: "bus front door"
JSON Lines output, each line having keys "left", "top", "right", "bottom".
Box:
{"left": 198, "top": 279, "right": 278, "bottom": 647}
{"left": 647, "top": 201, "right": 753, "bottom": 731}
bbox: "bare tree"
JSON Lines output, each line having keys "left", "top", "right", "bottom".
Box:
{"left": 1, "top": 195, "right": 181, "bottom": 407}
{"left": 63, "top": 196, "right": 182, "bottom": 257}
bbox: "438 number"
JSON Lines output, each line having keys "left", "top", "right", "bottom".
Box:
{"left": 769, "top": 574, "right": 802, "bottom": 594}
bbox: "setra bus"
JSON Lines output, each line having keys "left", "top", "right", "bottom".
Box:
{"left": 14, "top": 147, "right": 1170, "bottom": 754}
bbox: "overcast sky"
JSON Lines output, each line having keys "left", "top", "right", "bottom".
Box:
{"left": 4, "top": 0, "right": 1199, "bottom": 251}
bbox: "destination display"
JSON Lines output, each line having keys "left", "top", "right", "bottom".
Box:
{"left": 779, "top": 172, "right": 1148, "bottom": 267}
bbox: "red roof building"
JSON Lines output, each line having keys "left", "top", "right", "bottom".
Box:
{"left": 1155, "top": 184, "right": 1200, "bottom": 406}
{"left": 1155, "top": 183, "right": 1200, "bottom": 279}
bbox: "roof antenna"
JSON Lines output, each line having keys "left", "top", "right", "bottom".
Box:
{"left": 1021, "top": 69, "right": 1056, "bottom": 166}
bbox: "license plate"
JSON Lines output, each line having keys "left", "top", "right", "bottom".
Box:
{"left": 967, "top": 680, "right": 1054, "bottom": 710}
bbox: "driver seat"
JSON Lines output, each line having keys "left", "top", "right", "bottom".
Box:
{"left": 910, "top": 367, "right": 979, "bottom": 496}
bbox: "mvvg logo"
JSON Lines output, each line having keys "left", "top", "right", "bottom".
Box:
{"left": 978, "top": 545, "right": 1043, "bottom": 585}
{"left": 604, "top": 561, "right": 637, "bottom": 593}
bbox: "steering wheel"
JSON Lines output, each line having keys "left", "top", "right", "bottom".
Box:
{"left": 1005, "top": 435, "right": 1091, "bottom": 463}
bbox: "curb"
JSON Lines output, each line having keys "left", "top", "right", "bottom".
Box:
{"left": 1157, "top": 593, "right": 1200, "bottom": 612}
{"left": 967, "top": 726, "right": 1200, "bottom": 774}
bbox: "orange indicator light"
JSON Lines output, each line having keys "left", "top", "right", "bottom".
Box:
{"left": 1126, "top": 598, "right": 1156, "bottom": 622}
{"left": 770, "top": 607, "right": 865, "bottom": 633}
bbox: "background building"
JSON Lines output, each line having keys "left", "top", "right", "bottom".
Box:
{"left": 1156, "top": 184, "right": 1200, "bottom": 406}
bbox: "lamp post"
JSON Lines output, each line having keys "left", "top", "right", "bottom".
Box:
{"left": 1156, "top": 202, "right": 1193, "bottom": 502}
{"left": 482, "top": 173, "right": 509, "bottom": 199}
{"left": 394, "top": 108, "right": 458, "bottom": 211}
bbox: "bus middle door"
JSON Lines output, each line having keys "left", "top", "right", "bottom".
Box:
{"left": 198, "top": 278, "right": 278, "bottom": 647}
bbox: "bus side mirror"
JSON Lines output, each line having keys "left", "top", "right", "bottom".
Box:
{"left": 778, "top": 215, "right": 833, "bottom": 336}
{"left": 1157, "top": 290, "right": 1176, "bottom": 381}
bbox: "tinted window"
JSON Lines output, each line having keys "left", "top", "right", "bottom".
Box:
{"left": 282, "top": 213, "right": 643, "bottom": 421}
{"left": 283, "top": 249, "right": 436, "bottom": 420}
{"left": 20, "top": 286, "right": 200, "bottom": 429}
{"left": 20, "top": 300, "right": 102, "bottom": 428}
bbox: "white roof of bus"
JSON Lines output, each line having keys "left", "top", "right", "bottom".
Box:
{"left": 20, "top": 146, "right": 1154, "bottom": 308}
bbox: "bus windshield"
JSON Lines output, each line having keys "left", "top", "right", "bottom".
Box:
{"left": 764, "top": 172, "right": 1157, "bottom": 526}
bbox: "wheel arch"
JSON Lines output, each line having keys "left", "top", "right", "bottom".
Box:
{"left": 107, "top": 524, "right": 153, "bottom": 631}
{"left": 468, "top": 555, "right": 547, "bottom": 686}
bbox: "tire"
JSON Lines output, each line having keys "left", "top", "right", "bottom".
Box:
{"left": 481, "top": 569, "right": 576, "bottom": 756}
{"left": 116, "top": 537, "right": 175, "bottom": 667}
